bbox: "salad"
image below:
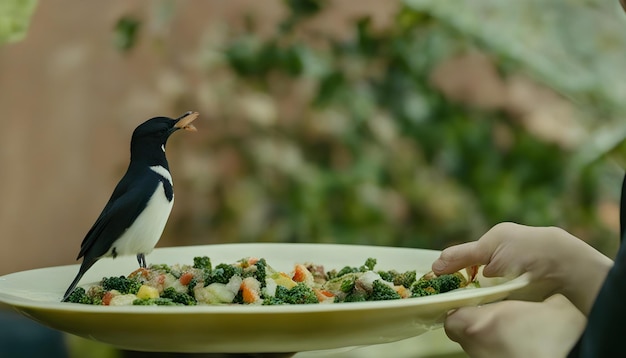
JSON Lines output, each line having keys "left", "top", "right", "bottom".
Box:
{"left": 64, "top": 256, "right": 479, "bottom": 306}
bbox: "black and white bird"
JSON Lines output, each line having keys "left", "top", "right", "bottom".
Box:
{"left": 62, "top": 111, "right": 199, "bottom": 301}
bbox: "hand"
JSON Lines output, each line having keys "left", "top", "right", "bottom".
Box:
{"left": 444, "top": 294, "right": 586, "bottom": 358}
{"left": 431, "top": 222, "right": 612, "bottom": 314}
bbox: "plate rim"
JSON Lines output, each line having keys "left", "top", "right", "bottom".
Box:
{"left": 0, "top": 242, "right": 530, "bottom": 314}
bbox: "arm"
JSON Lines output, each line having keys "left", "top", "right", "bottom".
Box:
{"left": 432, "top": 222, "right": 612, "bottom": 315}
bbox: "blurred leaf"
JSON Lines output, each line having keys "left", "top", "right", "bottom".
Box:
{"left": 404, "top": 0, "right": 626, "bottom": 117}
{"left": 113, "top": 15, "right": 140, "bottom": 52}
{"left": 284, "top": 0, "right": 324, "bottom": 18}
{"left": 190, "top": 0, "right": 618, "bottom": 252}
{"left": 0, "top": 0, "right": 37, "bottom": 46}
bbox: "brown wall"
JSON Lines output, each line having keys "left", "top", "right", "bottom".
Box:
{"left": 0, "top": 0, "right": 397, "bottom": 275}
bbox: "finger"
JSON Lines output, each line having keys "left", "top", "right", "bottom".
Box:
{"left": 443, "top": 306, "right": 483, "bottom": 343}
{"left": 432, "top": 241, "right": 491, "bottom": 275}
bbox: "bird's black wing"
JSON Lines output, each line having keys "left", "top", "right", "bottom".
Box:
{"left": 77, "top": 170, "right": 158, "bottom": 261}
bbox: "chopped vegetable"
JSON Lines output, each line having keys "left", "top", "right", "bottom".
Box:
{"left": 136, "top": 285, "right": 160, "bottom": 300}
{"left": 65, "top": 287, "right": 92, "bottom": 304}
{"left": 101, "top": 276, "right": 142, "bottom": 295}
{"left": 65, "top": 256, "right": 478, "bottom": 306}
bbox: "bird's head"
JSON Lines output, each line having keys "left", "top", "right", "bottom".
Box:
{"left": 130, "top": 111, "right": 198, "bottom": 164}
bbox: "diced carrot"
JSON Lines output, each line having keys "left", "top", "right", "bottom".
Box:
{"left": 102, "top": 291, "right": 114, "bottom": 306}
{"left": 313, "top": 288, "right": 335, "bottom": 302}
{"left": 394, "top": 285, "right": 410, "bottom": 299}
{"left": 292, "top": 264, "right": 314, "bottom": 283}
{"left": 241, "top": 277, "right": 261, "bottom": 304}
{"left": 128, "top": 267, "right": 149, "bottom": 279}
{"left": 157, "top": 274, "right": 166, "bottom": 285}
{"left": 179, "top": 272, "right": 194, "bottom": 286}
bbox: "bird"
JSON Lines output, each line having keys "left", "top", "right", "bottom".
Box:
{"left": 62, "top": 111, "right": 199, "bottom": 302}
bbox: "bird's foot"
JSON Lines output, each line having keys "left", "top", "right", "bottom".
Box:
{"left": 137, "top": 253, "right": 147, "bottom": 268}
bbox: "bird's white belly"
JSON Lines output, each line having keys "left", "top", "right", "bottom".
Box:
{"left": 109, "top": 182, "right": 174, "bottom": 256}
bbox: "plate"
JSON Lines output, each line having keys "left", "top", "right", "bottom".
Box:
{"left": 0, "top": 243, "right": 528, "bottom": 353}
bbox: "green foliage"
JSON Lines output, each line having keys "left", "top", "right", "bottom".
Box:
{"left": 202, "top": 0, "right": 615, "bottom": 252}
{"left": 0, "top": 0, "right": 37, "bottom": 46}
{"left": 113, "top": 16, "right": 140, "bottom": 53}
{"left": 101, "top": 276, "right": 142, "bottom": 295}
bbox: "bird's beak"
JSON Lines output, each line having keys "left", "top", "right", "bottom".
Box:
{"left": 174, "top": 111, "right": 199, "bottom": 132}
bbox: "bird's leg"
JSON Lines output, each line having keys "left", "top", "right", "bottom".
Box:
{"left": 137, "top": 253, "right": 147, "bottom": 268}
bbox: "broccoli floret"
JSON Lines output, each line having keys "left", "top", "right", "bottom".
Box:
{"left": 161, "top": 287, "right": 197, "bottom": 306}
{"left": 193, "top": 256, "right": 212, "bottom": 271}
{"left": 85, "top": 285, "right": 105, "bottom": 305}
{"left": 369, "top": 280, "right": 401, "bottom": 301}
{"left": 340, "top": 277, "right": 356, "bottom": 293}
{"left": 132, "top": 297, "right": 181, "bottom": 306}
{"left": 262, "top": 296, "right": 285, "bottom": 305}
{"left": 334, "top": 266, "right": 358, "bottom": 278}
{"left": 232, "top": 290, "right": 245, "bottom": 304}
{"left": 381, "top": 270, "right": 416, "bottom": 288}
{"left": 253, "top": 258, "right": 267, "bottom": 288}
{"left": 205, "top": 264, "right": 242, "bottom": 285}
{"left": 148, "top": 263, "right": 172, "bottom": 274}
{"left": 377, "top": 270, "right": 395, "bottom": 282}
{"left": 397, "top": 270, "right": 417, "bottom": 288}
{"left": 101, "top": 276, "right": 142, "bottom": 295}
{"left": 359, "top": 258, "right": 377, "bottom": 272}
{"left": 411, "top": 286, "right": 436, "bottom": 297}
{"left": 332, "top": 258, "right": 378, "bottom": 279}
{"left": 187, "top": 276, "right": 198, "bottom": 296}
{"left": 65, "top": 287, "right": 92, "bottom": 304}
{"left": 435, "top": 274, "right": 463, "bottom": 293}
{"left": 274, "top": 283, "right": 318, "bottom": 304}
{"left": 411, "top": 278, "right": 437, "bottom": 297}
{"left": 410, "top": 273, "right": 462, "bottom": 297}
{"left": 343, "top": 290, "right": 368, "bottom": 302}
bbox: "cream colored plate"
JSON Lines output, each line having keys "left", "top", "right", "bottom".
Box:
{"left": 0, "top": 243, "right": 528, "bottom": 353}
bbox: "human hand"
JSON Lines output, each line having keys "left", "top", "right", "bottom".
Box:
{"left": 444, "top": 294, "right": 585, "bottom": 358}
{"left": 431, "top": 222, "right": 612, "bottom": 314}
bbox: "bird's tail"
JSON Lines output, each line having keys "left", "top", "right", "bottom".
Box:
{"left": 61, "top": 258, "right": 97, "bottom": 302}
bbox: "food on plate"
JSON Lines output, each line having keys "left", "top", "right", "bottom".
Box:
{"left": 64, "top": 257, "right": 479, "bottom": 306}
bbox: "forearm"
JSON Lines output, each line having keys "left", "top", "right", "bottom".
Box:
{"left": 550, "top": 235, "right": 613, "bottom": 316}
